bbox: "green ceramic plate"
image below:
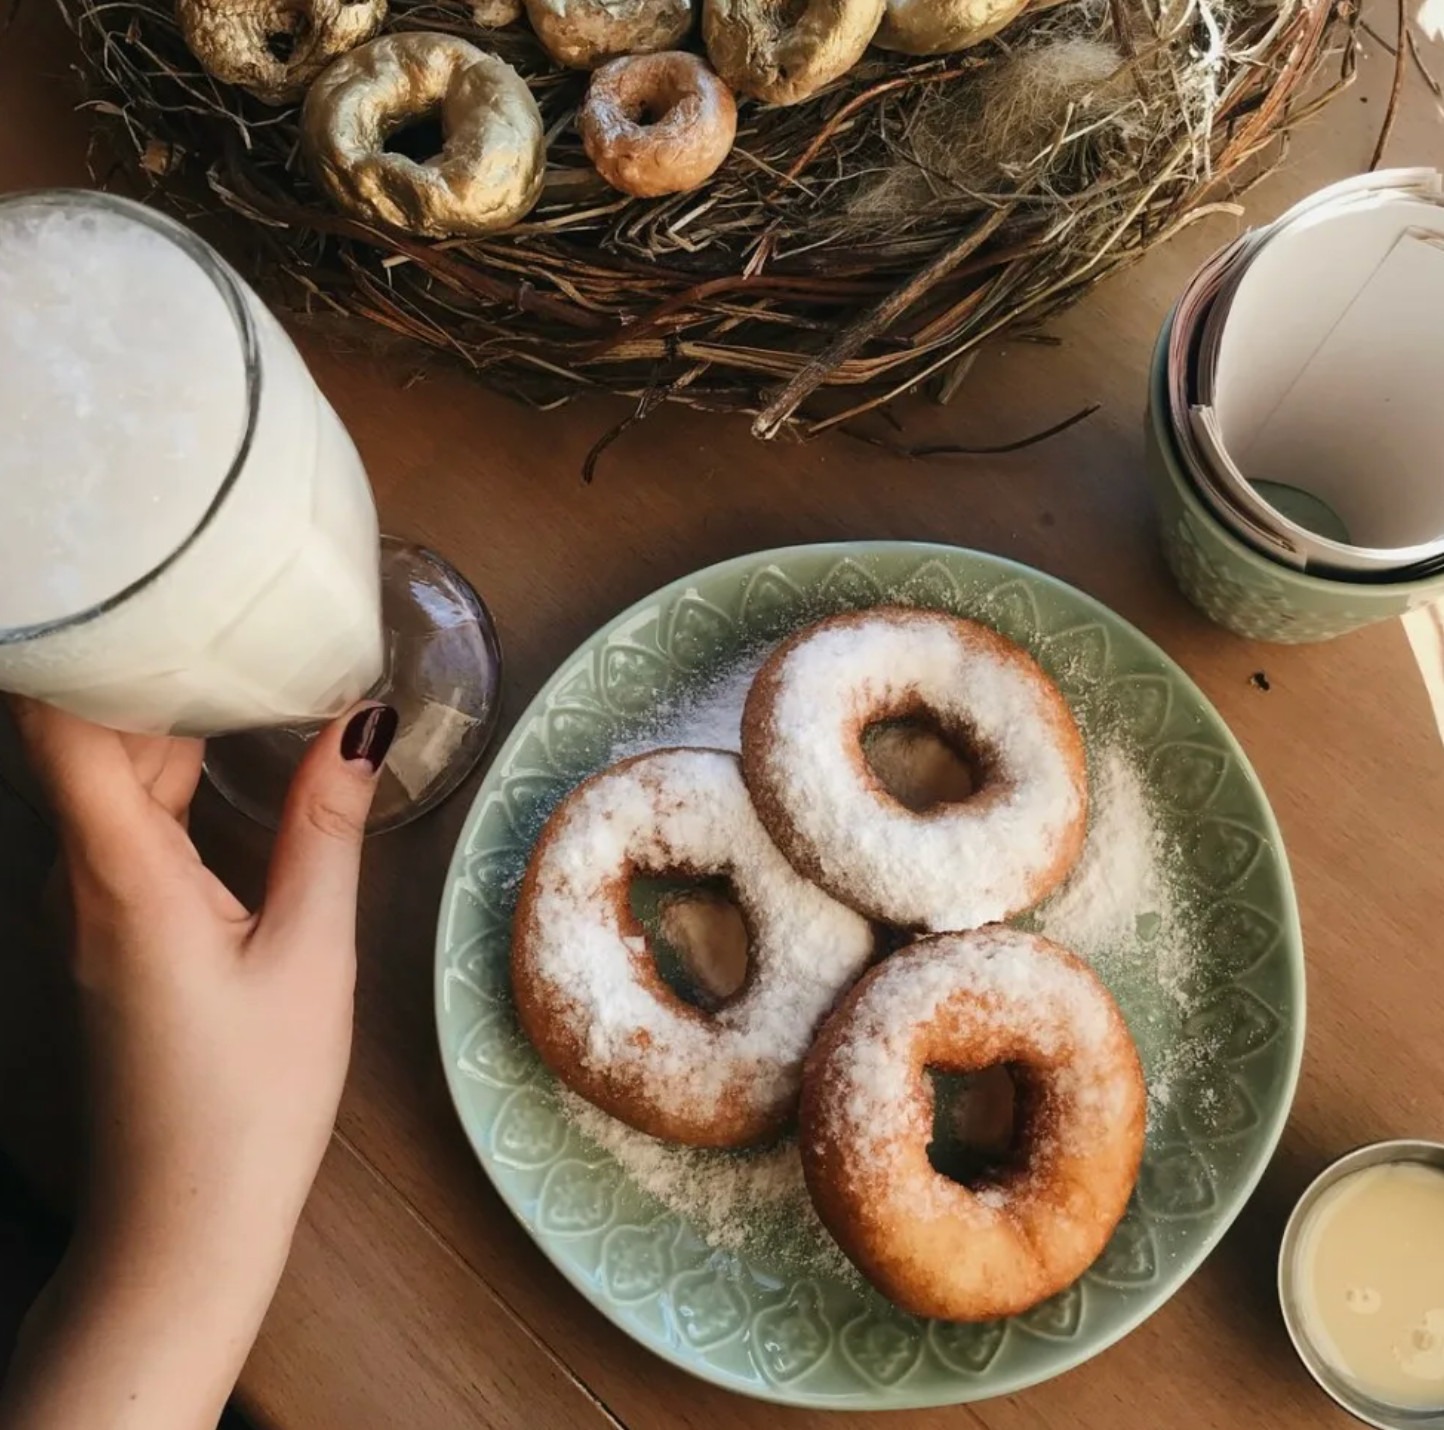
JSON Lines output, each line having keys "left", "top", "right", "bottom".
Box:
{"left": 434, "top": 542, "right": 1304, "bottom": 1408}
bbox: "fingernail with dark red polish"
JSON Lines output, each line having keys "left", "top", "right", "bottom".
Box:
{"left": 341, "top": 705, "right": 398, "bottom": 773}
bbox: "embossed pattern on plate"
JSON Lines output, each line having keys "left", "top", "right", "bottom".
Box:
{"left": 435, "top": 542, "right": 1304, "bottom": 1408}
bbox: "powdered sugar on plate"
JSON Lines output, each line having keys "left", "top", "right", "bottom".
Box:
{"left": 1030, "top": 741, "right": 1203, "bottom": 1119}
{"left": 609, "top": 646, "right": 769, "bottom": 759}
{"left": 1034, "top": 744, "right": 1196, "bottom": 1008}
{"left": 1034, "top": 746, "right": 1164, "bottom": 959}
{"left": 560, "top": 1090, "right": 857, "bottom": 1282}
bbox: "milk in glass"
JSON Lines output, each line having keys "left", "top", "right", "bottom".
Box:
{"left": 0, "top": 194, "right": 384, "bottom": 735}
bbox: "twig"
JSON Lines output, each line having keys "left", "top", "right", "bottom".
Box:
{"left": 578, "top": 271, "right": 892, "bottom": 363}
{"left": 777, "top": 62, "right": 978, "bottom": 193}
{"left": 1360, "top": 19, "right": 1396, "bottom": 53}
{"left": 935, "top": 348, "right": 979, "bottom": 404}
{"left": 581, "top": 411, "right": 640, "bottom": 485}
{"left": 1407, "top": 24, "right": 1444, "bottom": 101}
{"left": 842, "top": 402, "right": 1101, "bottom": 458}
{"left": 752, "top": 205, "right": 1013, "bottom": 438}
{"left": 1369, "top": 0, "right": 1408, "bottom": 170}
{"left": 1107, "top": 0, "right": 1150, "bottom": 100}
{"left": 581, "top": 381, "right": 668, "bottom": 483}
{"left": 807, "top": 136, "right": 1196, "bottom": 435}
{"left": 1212, "top": 0, "right": 1333, "bottom": 173}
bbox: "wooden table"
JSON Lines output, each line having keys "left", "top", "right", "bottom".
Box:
{"left": 3, "top": 5, "right": 1444, "bottom": 1426}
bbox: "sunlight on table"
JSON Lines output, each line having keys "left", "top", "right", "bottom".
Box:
{"left": 1402, "top": 602, "right": 1444, "bottom": 753}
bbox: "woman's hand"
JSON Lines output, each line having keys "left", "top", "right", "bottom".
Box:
{"left": 0, "top": 699, "right": 396, "bottom": 1430}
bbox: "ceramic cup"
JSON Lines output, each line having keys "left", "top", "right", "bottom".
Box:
{"left": 1143, "top": 312, "right": 1444, "bottom": 643}
{"left": 1278, "top": 1140, "right": 1444, "bottom": 1430}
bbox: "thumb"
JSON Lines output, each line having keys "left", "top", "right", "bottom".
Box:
{"left": 260, "top": 703, "right": 396, "bottom": 941}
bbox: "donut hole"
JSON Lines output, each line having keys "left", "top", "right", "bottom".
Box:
{"left": 616, "top": 81, "right": 683, "bottom": 129}
{"left": 383, "top": 108, "right": 447, "bottom": 164}
{"left": 264, "top": 17, "right": 306, "bottom": 62}
{"left": 926, "top": 1064, "right": 1023, "bottom": 1187}
{"left": 629, "top": 875, "right": 750, "bottom": 1011}
{"left": 862, "top": 714, "right": 985, "bottom": 812}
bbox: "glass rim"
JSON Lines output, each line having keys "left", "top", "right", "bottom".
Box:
{"left": 0, "top": 188, "right": 261, "bottom": 647}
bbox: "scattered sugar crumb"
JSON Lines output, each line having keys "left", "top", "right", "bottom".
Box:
{"left": 1033, "top": 741, "right": 1202, "bottom": 1119}
{"left": 609, "top": 647, "right": 770, "bottom": 759}
{"left": 560, "top": 1091, "right": 857, "bottom": 1281}
{"left": 1035, "top": 745, "right": 1164, "bottom": 957}
{"left": 1035, "top": 742, "right": 1197, "bottom": 1008}
{"left": 1145, "top": 1021, "right": 1229, "bottom": 1111}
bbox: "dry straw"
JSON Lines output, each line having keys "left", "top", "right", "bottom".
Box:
{"left": 57, "top": 0, "right": 1354, "bottom": 440}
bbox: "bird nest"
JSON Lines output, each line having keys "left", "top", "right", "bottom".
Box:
{"left": 58, "top": 0, "right": 1353, "bottom": 440}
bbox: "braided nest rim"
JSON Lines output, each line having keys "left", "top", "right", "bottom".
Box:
{"left": 57, "top": 0, "right": 1354, "bottom": 438}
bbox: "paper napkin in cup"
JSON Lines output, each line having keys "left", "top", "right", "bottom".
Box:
{"left": 1168, "top": 169, "right": 1444, "bottom": 579}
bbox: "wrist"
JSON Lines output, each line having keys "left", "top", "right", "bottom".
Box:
{"left": 74, "top": 1088, "right": 324, "bottom": 1289}
{"left": 1, "top": 1218, "right": 287, "bottom": 1430}
{"left": 72, "top": 1163, "right": 300, "bottom": 1320}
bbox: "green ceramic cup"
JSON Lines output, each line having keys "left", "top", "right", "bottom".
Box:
{"left": 1143, "top": 313, "right": 1444, "bottom": 643}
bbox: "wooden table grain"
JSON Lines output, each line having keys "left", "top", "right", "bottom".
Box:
{"left": 3, "top": 5, "right": 1444, "bottom": 1426}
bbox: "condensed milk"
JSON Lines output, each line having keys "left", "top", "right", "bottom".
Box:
{"left": 1283, "top": 1148, "right": 1444, "bottom": 1422}
{"left": 1297, "top": 1161, "right": 1444, "bottom": 1409}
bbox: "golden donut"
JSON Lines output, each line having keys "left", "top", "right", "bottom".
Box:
{"left": 301, "top": 33, "right": 545, "bottom": 237}
{"left": 702, "top": 0, "right": 884, "bottom": 105}
{"left": 873, "top": 0, "right": 1029, "bottom": 54}
{"left": 740, "top": 607, "right": 1087, "bottom": 932}
{"left": 511, "top": 748, "right": 876, "bottom": 1147}
{"left": 525, "top": 0, "right": 693, "bottom": 70}
{"left": 581, "top": 52, "right": 738, "bottom": 198}
{"left": 801, "top": 928, "right": 1146, "bottom": 1320}
{"left": 177, "top": 0, "right": 386, "bottom": 104}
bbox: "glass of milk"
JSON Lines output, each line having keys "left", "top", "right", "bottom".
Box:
{"left": 0, "top": 190, "right": 501, "bottom": 831}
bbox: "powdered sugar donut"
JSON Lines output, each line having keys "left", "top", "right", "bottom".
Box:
{"left": 741, "top": 607, "right": 1087, "bottom": 931}
{"left": 800, "top": 927, "right": 1145, "bottom": 1320}
{"left": 512, "top": 747, "right": 876, "bottom": 1147}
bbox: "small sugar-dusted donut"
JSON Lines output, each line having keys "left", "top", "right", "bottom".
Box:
{"left": 703, "top": 0, "right": 884, "bottom": 105}
{"left": 581, "top": 52, "right": 737, "bottom": 198}
{"left": 801, "top": 928, "right": 1146, "bottom": 1320}
{"left": 178, "top": 0, "right": 387, "bottom": 104}
{"left": 512, "top": 748, "right": 876, "bottom": 1147}
{"left": 525, "top": 0, "right": 692, "bottom": 70}
{"left": 302, "top": 33, "right": 544, "bottom": 237}
{"left": 741, "top": 607, "right": 1086, "bottom": 931}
